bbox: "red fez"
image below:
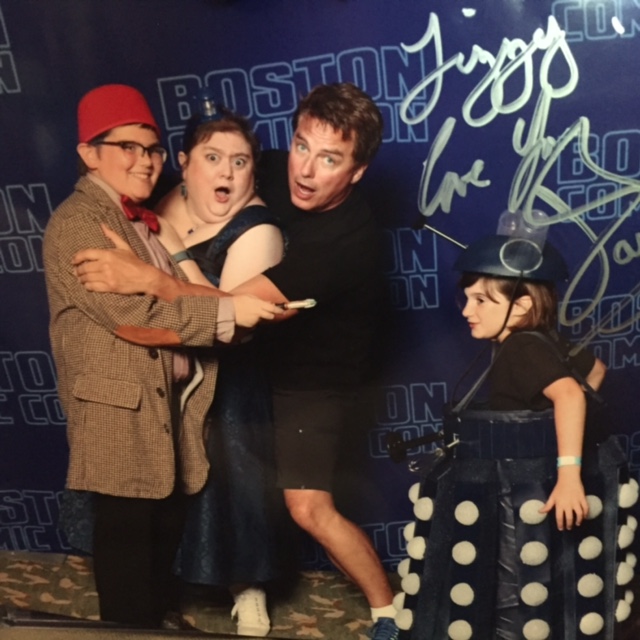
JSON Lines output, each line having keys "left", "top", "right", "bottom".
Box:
{"left": 77, "top": 84, "right": 161, "bottom": 143}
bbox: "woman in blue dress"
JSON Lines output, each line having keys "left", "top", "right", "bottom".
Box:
{"left": 155, "top": 104, "right": 285, "bottom": 637}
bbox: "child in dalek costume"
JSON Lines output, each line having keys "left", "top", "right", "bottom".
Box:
{"left": 391, "top": 211, "right": 637, "bottom": 640}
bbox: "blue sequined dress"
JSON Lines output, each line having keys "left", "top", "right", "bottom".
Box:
{"left": 174, "top": 205, "right": 285, "bottom": 586}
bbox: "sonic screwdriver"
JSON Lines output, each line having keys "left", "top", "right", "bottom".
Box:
{"left": 276, "top": 298, "right": 317, "bottom": 310}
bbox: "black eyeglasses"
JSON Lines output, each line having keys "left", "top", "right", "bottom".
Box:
{"left": 92, "top": 140, "right": 168, "bottom": 163}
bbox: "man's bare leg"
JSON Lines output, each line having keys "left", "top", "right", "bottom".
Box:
{"left": 284, "top": 488, "right": 394, "bottom": 607}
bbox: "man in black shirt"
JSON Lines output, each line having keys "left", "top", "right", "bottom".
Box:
{"left": 74, "top": 83, "right": 399, "bottom": 640}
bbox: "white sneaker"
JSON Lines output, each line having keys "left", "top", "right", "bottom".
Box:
{"left": 231, "top": 587, "right": 270, "bottom": 637}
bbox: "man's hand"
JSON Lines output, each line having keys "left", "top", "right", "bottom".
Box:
{"left": 73, "top": 224, "right": 159, "bottom": 295}
{"left": 232, "top": 294, "right": 283, "bottom": 328}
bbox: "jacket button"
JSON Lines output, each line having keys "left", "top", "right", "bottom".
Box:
{"left": 149, "top": 348, "right": 159, "bottom": 359}
{"left": 156, "top": 387, "right": 165, "bottom": 398}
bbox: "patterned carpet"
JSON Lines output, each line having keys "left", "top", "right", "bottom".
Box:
{"left": 0, "top": 551, "right": 397, "bottom": 639}
{"left": 5, "top": 551, "right": 638, "bottom": 638}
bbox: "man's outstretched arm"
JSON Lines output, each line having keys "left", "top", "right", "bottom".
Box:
{"left": 73, "top": 224, "right": 283, "bottom": 331}
{"left": 73, "top": 224, "right": 225, "bottom": 302}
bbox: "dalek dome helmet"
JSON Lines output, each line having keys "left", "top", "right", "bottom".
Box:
{"left": 453, "top": 234, "right": 568, "bottom": 282}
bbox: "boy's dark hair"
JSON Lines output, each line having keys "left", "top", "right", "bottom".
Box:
{"left": 459, "top": 272, "right": 558, "bottom": 331}
{"left": 293, "top": 83, "right": 384, "bottom": 166}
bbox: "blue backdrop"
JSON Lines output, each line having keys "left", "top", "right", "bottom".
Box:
{"left": 0, "top": 0, "right": 639, "bottom": 580}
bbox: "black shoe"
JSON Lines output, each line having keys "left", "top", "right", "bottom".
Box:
{"left": 161, "top": 610, "right": 200, "bottom": 631}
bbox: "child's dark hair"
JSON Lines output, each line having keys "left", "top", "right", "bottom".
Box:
{"left": 459, "top": 272, "right": 558, "bottom": 330}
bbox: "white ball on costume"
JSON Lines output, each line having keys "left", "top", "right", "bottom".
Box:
{"left": 408, "top": 482, "right": 421, "bottom": 504}
{"left": 403, "top": 521, "right": 416, "bottom": 542}
{"left": 414, "top": 496, "right": 435, "bottom": 521}
{"left": 628, "top": 515, "right": 638, "bottom": 531}
{"left": 454, "top": 500, "right": 479, "bottom": 526}
{"left": 397, "top": 557, "right": 411, "bottom": 578}
{"left": 520, "top": 582, "right": 548, "bottom": 607}
{"left": 450, "top": 583, "right": 474, "bottom": 606}
{"left": 579, "top": 612, "right": 604, "bottom": 635}
{"left": 578, "top": 536, "right": 603, "bottom": 560}
{"left": 395, "top": 608, "right": 413, "bottom": 631}
{"left": 585, "top": 495, "right": 603, "bottom": 519}
{"left": 401, "top": 572, "right": 420, "bottom": 596}
{"left": 520, "top": 541, "right": 549, "bottom": 566}
{"left": 618, "top": 524, "right": 635, "bottom": 550}
{"left": 626, "top": 552, "right": 637, "bottom": 568}
{"left": 616, "top": 561, "right": 634, "bottom": 586}
{"left": 577, "top": 574, "right": 604, "bottom": 598}
{"left": 519, "top": 500, "right": 547, "bottom": 525}
{"left": 407, "top": 536, "right": 427, "bottom": 560}
{"left": 625, "top": 589, "right": 635, "bottom": 604}
{"left": 447, "top": 619, "right": 472, "bottom": 640}
{"left": 522, "top": 618, "right": 550, "bottom": 640}
{"left": 393, "top": 591, "right": 405, "bottom": 611}
{"left": 615, "top": 599, "right": 631, "bottom": 622}
{"left": 452, "top": 541, "right": 477, "bottom": 565}
{"left": 619, "top": 479, "right": 639, "bottom": 509}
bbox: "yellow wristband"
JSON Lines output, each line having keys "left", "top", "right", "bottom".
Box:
{"left": 557, "top": 456, "right": 582, "bottom": 467}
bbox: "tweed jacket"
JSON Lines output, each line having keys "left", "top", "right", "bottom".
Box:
{"left": 43, "top": 177, "right": 220, "bottom": 499}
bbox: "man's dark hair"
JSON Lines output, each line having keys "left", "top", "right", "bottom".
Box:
{"left": 293, "top": 83, "right": 384, "bottom": 166}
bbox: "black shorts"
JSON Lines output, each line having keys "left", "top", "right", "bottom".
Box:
{"left": 272, "top": 388, "right": 358, "bottom": 491}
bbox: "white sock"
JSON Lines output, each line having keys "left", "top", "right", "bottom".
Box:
{"left": 371, "top": 604, "right": 397, "bottom": 621}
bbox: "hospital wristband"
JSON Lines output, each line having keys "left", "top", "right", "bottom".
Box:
{"left": 171, "top": 250, "right": 194, "bottom": 263}
{"left": 557, "top": 456, "right": 582, "bottom": 468}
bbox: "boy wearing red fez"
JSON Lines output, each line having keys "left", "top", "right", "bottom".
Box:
{"left": 43, "top": 84, "right": 279, "bottom": 629}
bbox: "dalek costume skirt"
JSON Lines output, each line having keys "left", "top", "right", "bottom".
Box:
{"left": 394, "top": 408, "right": 637, "bottom": 640}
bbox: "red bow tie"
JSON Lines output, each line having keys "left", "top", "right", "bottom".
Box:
{"left": 120, "top": 196, "right": 160, "bottom": 233}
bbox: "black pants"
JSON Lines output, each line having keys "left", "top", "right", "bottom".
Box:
{"left": 92, "top": 491, "right": 188, "bottom": 627}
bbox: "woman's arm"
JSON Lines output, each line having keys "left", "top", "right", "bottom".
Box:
{"left": 219, "top": 224, "right": 284, "bottom": 291}
{"left": 72, "top": 224, "right": 283, "bottom": 330}
{"left": 539, "top": 376, "right": 589, "bottom": 531}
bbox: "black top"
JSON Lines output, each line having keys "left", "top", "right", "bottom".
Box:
{"left": 258, "top": 150, "right": 383, "bottom": 390}
{"left": 489, "top": 330, "right": 596, "bottom": 411}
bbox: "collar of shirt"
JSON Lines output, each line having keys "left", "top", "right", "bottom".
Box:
{"left": 86, "top": 174, "right": 159, "bottom": 232}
